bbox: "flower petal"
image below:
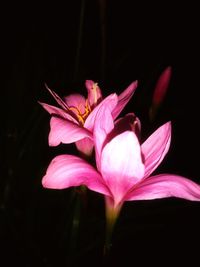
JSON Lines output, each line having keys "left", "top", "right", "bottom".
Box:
{"left": 126, "top": 174, "right": 200, "bottom": 201}
{"left": 39, "top": 102, "right": 77, "bottom": 123}
{"left": 85, "top": 80, "right": 102, "bottom": 108}
{"left": 84, "top": 93, "right": 118, "bottom": 131}
{"left": 75, "top": 137, "right": 94, "bottom": 157}
{"left": 141, "top": 122, "right": 171, "bottom": 178}
{"left": 45, "top": 84, "right": 69, "bottom": 110}
{"left": 42, "top": 154, "right": 110, "bottom": 196}
{"left": 49, "top": 117, "right": 92, "bottom": 146}
{"left": 93, "top": 105, "right": 114, "bottom": 170}
{"left": 101, "top": 131, "right": 145, "bottom": 205}
{"left": 112, "top": 81, "right": 138, "bottom": 119}
{"left": 64, "top": 93, "right": 86, "bottom": 115}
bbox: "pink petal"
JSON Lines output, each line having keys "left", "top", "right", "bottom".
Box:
{"left": 141, "top": 122, "right": 171, "bottom": 178}
{"left": 101, "top": 131, "right": 145, "bottom": 205}
{"left": 84, "top": 93, "right": 118, "bottom": 131}
{"left": 112, "top": 81, "right": 138, "bottom": 119}
{"left": 39, "top": 102, "right": 78, "bottom": 123}
{"left": 42, "top": 154, "right": 110, "bottom": 196}
{"left": 93, "top": 106, "right": 114, "bottom": 170}
{"left": 85, "top": 80, "right": 102, "bottom": 107}
{"left": 64, "top": 93, "right": 86, "bottom": 115}
{"left": 152, "top": 66, "right": 172, "bottom": 106}
{"left": 45, "top": 84, "right": 69, "bottom": 110}
{"left": 75, "top": 137, "right": 94, "bottom": 157}
{"left": 49, "top": 117, "right": 92, "bottom": 146}
{"left": 126, "top": 174, "right": 200, "bottom": 201}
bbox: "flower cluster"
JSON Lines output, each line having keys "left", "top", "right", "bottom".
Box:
{"left": 39, "top": 68, "right": 200, "bottom": 239}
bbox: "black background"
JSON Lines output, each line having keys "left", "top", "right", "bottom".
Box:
{"left": 1, "top": 1, "right": 200, "bottom": 266}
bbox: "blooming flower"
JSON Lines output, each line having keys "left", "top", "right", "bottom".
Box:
{"left": 39, "top": 80, "right": 138, "bottom": 156}
{"left": 42, "top": 105, "right": 200, "bottom": 219}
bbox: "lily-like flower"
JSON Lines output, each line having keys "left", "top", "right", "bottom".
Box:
{"left": 42, "top": 105, "right": 200, "bottom": 220}
{"left": 39, "top": 80, "right": 138, "bottom": 156}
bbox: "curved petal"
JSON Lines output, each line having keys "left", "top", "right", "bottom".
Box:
{"left": 75, "top": 137, "right": 94, "bottom": 157}
{"left": 126, "top": 174, "right": 200, "bottom": 201}
{"left": 85, "top": 80, "right": 102, "bottom": 107}
{"left": 93, "top": 106, "right": 114, "bottom": 171}
{"left": 42, "top": 154, "right": 110, "bottom": 196}
{"left": 101, "top": 131, "right": 145, "bottom": 205}
{"left": 38, "top": 102, "right": 77, "bottom": 123}
{"left": 84, "top": 93, "right": 118, "bottom": 131}
{"left": 64, "top": 93, "right": 86, "bottom": 115}
{"left": 45, "top": 84, "right": 69, "bottom": 110}
{"left": 112, "top": 80, "right": 138, "bottom": 119}
{"left": 141, "top": 122, "right": 171, "bottom": 178}
{"left": 49, "top": 117, "right": 92, "bottom": 146}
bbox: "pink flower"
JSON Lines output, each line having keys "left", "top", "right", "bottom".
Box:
{"left": 42, "top": 105, "right": 200, "bottom": 218}
{"left": 39, "top": 80, "right": 138, "bottom": 156}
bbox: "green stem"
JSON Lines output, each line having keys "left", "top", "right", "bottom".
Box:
{"left": 103, "top": 197, "right": 123, "bottom": 259}
{"left": 66, "top": 186, "right": 87, "bottom": 264}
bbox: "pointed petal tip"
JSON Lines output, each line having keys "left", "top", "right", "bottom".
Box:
{"left": 164, "top": 121, "right": 172, "bottom": 130}
{"left": 158, "top": 121, "right": 172, "bottom": 132}
{"left": 125, "top": 80, "right": 138, "bottom": 92}
{"left": 38, "top": 101, "right": 45, "bottom": 107}
{"left": 85, "top": 79, "right": 95, "bottom": 84}
{"left": 111, "top": 81, "right": 137, "bottom": 119}
{"left": 165, "top": 65, "right": 172, "bottom": 73}
{"left": 85, "top": 80, "right": 96, "bottom": 90}
{"left": 44, "top": 83, "right": 51, "bottom": 92}
{"left": 162, "top": 66, "right": 172, "bottom": 80}
{"left": 131, "top": 80, "right": 138, "bottom": 88}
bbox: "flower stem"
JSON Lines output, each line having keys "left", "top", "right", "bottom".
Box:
{"left": 66, "top": 186, "right": 87, "bottom": 265}
{"left": 104, "top": 211, "right": 116, "bottom": 257}
{"left": 103, "top": 197, "right": 123, "bottom": 261}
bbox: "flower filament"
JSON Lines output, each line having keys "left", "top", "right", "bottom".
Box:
{"left": 69, "top": 99, "right": 91, "bottom": 125}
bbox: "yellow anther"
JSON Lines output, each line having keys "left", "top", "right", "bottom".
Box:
{"left": 82, "top": 100, "right": 91, "bottom": 120}
{"left": 76, "top": 114, "right": 85, "bottom": 125}
{"left": 69, "top": 106, "right": 79, "bottom": 114}
{"left": 68, "top": 99, "right": 91, "bottom": 125}
{"left": 85, "top": 99, "right": 91, "bottom": 112}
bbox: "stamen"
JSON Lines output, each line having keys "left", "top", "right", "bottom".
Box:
{"left": 82, "top": 100, "right": 91, "bottom": 119}
{"left": 68, "top": 99, "right": 91, "bottom": 125}
{"left": 69, "top": 106, "right": 79, "bottom": 114}
{"left": 92, "top": 83, "right": 99, "bottom": 105}
{"left": 76, "top": 114, "right": 85, "bottom": 125}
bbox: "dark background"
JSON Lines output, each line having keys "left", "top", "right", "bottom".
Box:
{"left": 1, "top": 1, "right": 200, "bottom": 266}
